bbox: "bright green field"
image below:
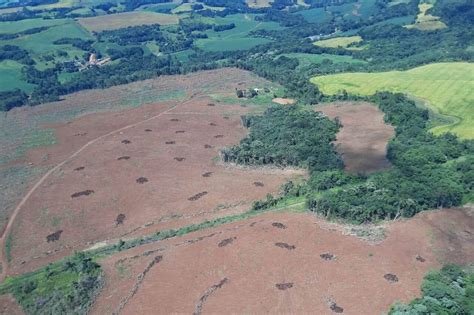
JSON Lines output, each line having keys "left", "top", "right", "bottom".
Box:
{"left": 1, "top": 20, "right": 92, "bottom": 54}
{"left": 0, "top": 18, "right": 66, "bottom": 34}
{"left": 311, "top": 62, "right": 474, "bottom": 138}
{"left": 0, "top": 60, "right": 35, "bottom": 92}
{"left": 195, "top": 14, "right": 283, "bottom": 52}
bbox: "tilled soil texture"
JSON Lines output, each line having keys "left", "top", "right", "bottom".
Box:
{"left": 0, "top": 68, "right": 273, "bottom": 236}
{"left": 7, "top": 93, "right": 302, "bottom": 276}
{"left": 92, "top": 207, "right": 473, "bottom": 315}
{"left": 317, "top": 102, "right": 395, "bottom": 174}
{"left": 0, "top": 294, "right": 24, "bottom": 315}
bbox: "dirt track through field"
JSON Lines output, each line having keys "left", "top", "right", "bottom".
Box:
{"left": 0, "top": 99, "right": 187, "bottom": 282}
{"left": 93, "top": 206, "right": 474, "bottom": 315}
{"left": 5, "top": 90, "right": 301, "bottom": 277}
{"left": 318, "top": 102, "right": 395, "bottom": 174}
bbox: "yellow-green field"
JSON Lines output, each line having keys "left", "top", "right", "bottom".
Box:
{"left": 78, "top": 11, "right": 180, "bottom": 32}
{"left": 405, "top": 3, "right": 446, "bottom": 31}
{"left": 314, "top": 35, "right": 364, "bottom": 50}
{"left": 311, "top": 62, "right": 474, "bottom": 138}
{"left": 245, "top": 0, "right": 272, "bottom": 8}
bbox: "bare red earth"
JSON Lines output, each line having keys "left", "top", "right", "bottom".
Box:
{"left": 92, "top": 206, "right": 473, "bottom": 315}
{"left": 7, "top": 92, "right": 302, "bottom": 276}
{"left": 318, "top": 102, "right": 395, "bottom": 174}
{"left": 0, "top": 295, "right": 24, "bottom": 315}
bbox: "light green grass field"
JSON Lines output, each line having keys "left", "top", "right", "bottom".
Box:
{"left": 299, "top": 7, "right": 331, "bottom": 24}
{"left": 314, "top": 35, "right": 363, "bottom": 49}
{"left": 311, "top": 62, "right": 474, "bottom": 138}
{"left": 2, "top": 20, "right": 92, "bottom": 54}
{"left": 78, "top": 11, "right": 179, "bottom": 32}
{"left": 0, "top": 60, "right": 35, "bottom": 92}
{"left": 195, "top": 14, "right": 283, "bottom": 52}
{"left": 0, "top": 18, "right": 65, "bottom": 34}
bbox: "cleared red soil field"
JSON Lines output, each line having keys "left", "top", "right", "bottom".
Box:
{"left": 0, "top": 68, "right": 272, "bottom": 235}
{"left": 92, "top": 206, "right": 474, "bottom": 314}
{"left": 0, "top": 294, "right": 24, "bottom": 315}
{"left": 318, "top": 102, "right": 395, "bottom": 174}
{"left": 5, "top": 71, "right": 299, "bottom": 276}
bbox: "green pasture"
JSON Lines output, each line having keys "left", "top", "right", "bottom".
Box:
{"left": 0, "top": 60, "right": 34, "bottom": 92}
{"left": 298, "top": 7, "right": 331, "bottom": 24}
{"left": 0, "top": 18, "right": 65, "bottom": 34}
{"left": 195, "top": 14, "right": 283, "bottom": 52}
{"left": 314, "top": 35, "right": 364, "bottom": 49}
{"left": 311, "top": 62, "right": 474, "bottom": 138}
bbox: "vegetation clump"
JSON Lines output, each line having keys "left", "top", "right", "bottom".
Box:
{"left": 389, "top": 265, "right": 474, "bottom": 314}
{"left": 221, "top": 105, "right": 343, "bottom": 172}
{"left": 0, "top": 252, "right": 103, "bottom": 315}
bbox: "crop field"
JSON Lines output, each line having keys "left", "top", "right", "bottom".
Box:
{"left": 313, "top": 35, "right": 363, "bottom": 49}
{"left": 0, "top": 18, "right": 66, "bottom": 34}
{"left": 0, "top": 68, "right": 303, "bottom": 277}
{"left": 194, "top": 14, "right": 283, "bottom": 52}
{"left": 405, "top": 2, "right": 447, "bottom": 31}
{"left": 280, "top": 53, "right": 367, "bottom": 67}
{"left": 298, "top": 0, "right": 376, "bottom": 24}
{"left": 311, "top": 62, "right": 474, "bottom": 138}
{"left": 78, "top": 11, "right": 180, "bottom": 32}
{"left": 92, "top": 207, "right": 473, "bottom": 314}
{"left": 1, "top": 20, "right": 91, "bottom": 54}
{"left": 318, "top": 102, "right": 394, "bottom": 174}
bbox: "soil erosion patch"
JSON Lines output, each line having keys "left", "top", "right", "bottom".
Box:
{"left": 318, "top": 101, "right": 395, "bottom": 174}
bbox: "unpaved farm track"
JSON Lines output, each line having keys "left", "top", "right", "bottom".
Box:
{"left": 4, "top": 87, "right": 300, "bottom": 277}
{"left": 0, "top": 100, "right": 187, "bottom": 282}
{"left": 93, "top": 207, "right": 473, "bottom": 314}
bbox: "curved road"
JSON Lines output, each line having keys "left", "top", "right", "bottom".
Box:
{"left": 0, "top": 98, "right": 194, "bottom": 282}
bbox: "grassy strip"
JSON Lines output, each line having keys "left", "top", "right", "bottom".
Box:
{"left": 0, "top": 199, "right": 306, "bottom": 313}
{"left": 5, "top": 233, "right": 12, "bottom": 264}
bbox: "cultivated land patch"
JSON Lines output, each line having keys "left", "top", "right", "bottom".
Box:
{"left": 194, "top": 14, "right": 283, "bottom": 52}
{"left": 92, "top": 207, "right": 474, "bottom": 314}
{"left": 313, "top": 35, "right": 363, "bottom": 49}
{"left": 78, "top": 11, "right": 180, "bottom": 32}
{"left": 405, "top": 2, "right": 447, "bottom": 31}
{"left": 0, "top": 68, "right": 268, "bottom": 234}
{"left": 311, "top": 62, "right": 474, "bottom": 138}
{"left": 317, "top": 101, "right": 394, "bottom": 174}
{"left": 2, "top": 69, "right": 302, "bottom": 276}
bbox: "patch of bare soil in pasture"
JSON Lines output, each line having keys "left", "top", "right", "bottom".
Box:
{"left": 92, "top": 206, "right": 473, "bottom": 315}
{"left": 317, "top": 101, "right": 395, "bottom": 174}
{"left": 272, "top": 98, "right": 296, "bottom": 105}
{"left": 7, "top": 92, "right": 302, "bottom": 276}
